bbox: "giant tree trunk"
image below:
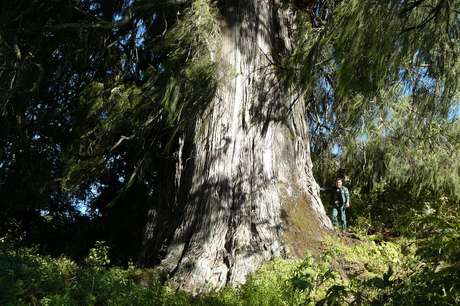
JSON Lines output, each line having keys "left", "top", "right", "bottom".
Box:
{"left": 141, "top": 0, "right": 332, "bottom": 293}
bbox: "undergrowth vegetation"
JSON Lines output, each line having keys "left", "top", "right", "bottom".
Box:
{"left": 2, "top": 204, "right": 458, "bottom": 305}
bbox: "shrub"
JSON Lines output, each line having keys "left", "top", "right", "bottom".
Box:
{"left": 1, "top": 209, "right": 459, "bottom": 306}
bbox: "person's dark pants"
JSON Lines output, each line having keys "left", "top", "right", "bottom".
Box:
{"left": 332, "top": 205, "right": 347, "bottom": 231}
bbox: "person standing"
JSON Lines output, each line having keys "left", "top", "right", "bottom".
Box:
{"left": 331, "top": 177, "right": 350, "bottom": 231}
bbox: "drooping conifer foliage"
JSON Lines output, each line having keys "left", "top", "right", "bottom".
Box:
{"left": 305, "top": 1, "right": 460, "bottom": 230}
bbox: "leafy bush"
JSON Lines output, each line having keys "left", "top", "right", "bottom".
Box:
{"left": 0, "top": 240, "right": 348, "bottom": 305}
{"left": 321, "top": 204, "right": 460, "bottom": 306}
{"left": 386, "top": 204, "right": 460, "bottom": 305}
{"left": 0, "top": 241, "right": 181, "bottom": 305}
{"left": 2, "top": 214, "right": 459, "bottom": 306}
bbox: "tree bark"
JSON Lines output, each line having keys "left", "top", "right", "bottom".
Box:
{"left": 141, "top": 0, "right": 332, "bottom": 293}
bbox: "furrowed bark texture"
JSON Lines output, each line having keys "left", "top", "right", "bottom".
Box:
{"left": 141, "top": 0, "right": 332, "bottom": 293}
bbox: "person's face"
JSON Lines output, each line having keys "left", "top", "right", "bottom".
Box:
{"left": 336, "top": 179, "right": 342, "bottom": 188}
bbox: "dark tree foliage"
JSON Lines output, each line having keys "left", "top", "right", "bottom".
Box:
{"left": 0, "top": 0, "right": 170, "bottom": 259}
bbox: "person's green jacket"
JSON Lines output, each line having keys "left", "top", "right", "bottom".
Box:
{"left": 331, "top": 186, "right": 349, "bottom": 207}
